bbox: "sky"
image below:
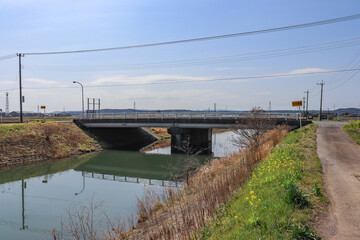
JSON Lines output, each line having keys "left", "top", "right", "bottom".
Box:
{"left": 0, "top": 0, "right": 360, "bottom": 112}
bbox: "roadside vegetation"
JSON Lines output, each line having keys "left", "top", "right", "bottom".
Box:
{"left": 343, "top": 120, "right": 360, "bottom": 145}
{"left": 202, "top": 124, "right": 324, "bottom": 239}
{"left": 0, "top": 122, "right": 101, "bottom": 168}
{"left": 99, "top": 126, "right": 288, "bottom": 240}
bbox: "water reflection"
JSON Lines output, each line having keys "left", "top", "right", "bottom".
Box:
{"left": 0, "top": 131, "right": 237, "bottom": 240}
{"left": 0, "top": 150, "right": 209, "bottom": 240}
{"left": 74, "top": 150, "right": 208, "bottom": 187}
{"left": 147, "top": 131, "right": 239, "bottom": 157}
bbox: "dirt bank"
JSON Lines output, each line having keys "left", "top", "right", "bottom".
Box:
{"left": 0, "top": 122, "right": 101, "bottom": 168}
{"left": 315, "top": 121, "right": 360, "bottom": 239}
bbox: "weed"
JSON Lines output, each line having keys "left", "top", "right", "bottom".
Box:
{"left": 284, "top": 181, "right": 309, "bottom": 209}
{"left": 311, "top": 181, "right": 322, "bottom": 197}
{"left": 290, "top": 225, "right": 321, "bottom": 240}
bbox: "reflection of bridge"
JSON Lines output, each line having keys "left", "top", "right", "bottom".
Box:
{"left": 75, "top": 111, "right": 311, "bottom": 154}
{"left": 74, "top": 151, "right": 202, "bottom": 187}
{"left": 81, "top": 171, "right": 179, "bottom": 187}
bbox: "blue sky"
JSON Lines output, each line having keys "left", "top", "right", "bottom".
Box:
{"left": 0, "top": 0, "right": 360, "bottom": 112}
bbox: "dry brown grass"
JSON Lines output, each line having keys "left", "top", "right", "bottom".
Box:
{"left": 108, "top": 126, "right": 288, "bottom": 240}
{"left": 0, "top": 122, "right": 101, "bottom": 168}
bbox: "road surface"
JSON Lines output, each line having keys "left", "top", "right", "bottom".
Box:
{"left": 315, "top": 121, "right": 360, "bottom": 240}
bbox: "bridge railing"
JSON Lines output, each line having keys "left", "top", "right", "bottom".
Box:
{"left": 82, "top": 171, "right": 180, "bottom": 187}
{"left": 78, "top": 111, "right": 301, "bottom": 120}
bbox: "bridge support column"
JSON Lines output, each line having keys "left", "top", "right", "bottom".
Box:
{"left": 168, "top": 128, "right": 212, "bottom": 155}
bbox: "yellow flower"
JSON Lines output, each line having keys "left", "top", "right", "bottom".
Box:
{"left": 258, "top": 199, "right": 261, "bottom": 202}
{"left": 250, "top": 201, "right": 253, "bottom": 206}
{"left": 245, "top": 197, "right": 249, "bottom": 200}
{"left": 235, "top": 216, "right": 238, "bottom": 219}
{"left": 250, "top": 191, "right": 254, "bottom": 195}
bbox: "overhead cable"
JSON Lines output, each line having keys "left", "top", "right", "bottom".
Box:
{"left": 22, "top": 37, "right": 360, "bottom": 72}
{"left": 14, "top": 68, "right": 360, "bottom": 91}
{"left": 22, "top": 13, "right": 360, "bottom": 56}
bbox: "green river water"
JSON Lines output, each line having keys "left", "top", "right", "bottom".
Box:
{"left": 0, "top": 131, "right": 237, "bottom": 240}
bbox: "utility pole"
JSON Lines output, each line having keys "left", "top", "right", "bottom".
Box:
{"left": 268, "top": 101, "right": 271, "bottom": 112}
{"left": 214, "top": 103, "right": 216, "bottom": 112}
{"left": 302, "top": 97, "right": 306, "bottom": 112}
{"left": 17, "top": 53, "right": 24, "bottom": 123}
{"left": 304, "top": 89, "right": 309, "bottom": 114}
{"left": 134, "top": 101, "right": 136, "bottom": 111}
{"left": 5, "top": 92, "right": 9, "bottom": 116}
{"left": 317, "top": 81, "right": 325, "bottom": 121}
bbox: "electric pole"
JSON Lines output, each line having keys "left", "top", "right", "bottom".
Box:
{"left": 17, "top": 53, "right": 24, "bottom": 123}
{"left": 304, "top": 89, "right": 309, "bottom": 114}
{"left": 303, "top": 97, "right": 306, "bottom": 112}
{"left": 268, "top": 101, "right": 271, "bottom": 112}
{"left": 317, "top": 81, "right": 325, "bottom": 121}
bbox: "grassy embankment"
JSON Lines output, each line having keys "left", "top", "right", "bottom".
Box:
{"left": 0, "top": 122, "right": 100, "bottom": 168}
{"left": 108, "top": 127, "right": 288, "bottom": 240}
{"left": 343, "top": 120, "right": 360, "bottom": 145}
{"left": 202, "top": 124, "right": 325, "bottom": 239}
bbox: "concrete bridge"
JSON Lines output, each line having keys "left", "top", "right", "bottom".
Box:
{"left": 74, "top": 111, "right": 311, "bottom": 154}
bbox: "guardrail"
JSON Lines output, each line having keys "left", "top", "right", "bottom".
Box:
{"left": 77, "top": 111, "right": 301, "bottom": 121}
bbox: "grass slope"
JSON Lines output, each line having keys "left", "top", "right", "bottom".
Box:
{"left": 343, "top": 121, "right": 360, "bottom": 145}
{"left": 201, "top": 124, "right": 325, "bottom": 239}
{"left": 0, "top": 122, "right": 100, "bottom": 168}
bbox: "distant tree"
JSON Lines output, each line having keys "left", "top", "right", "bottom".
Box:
{"left": 232, "top": 107, "right": 274, "bottom": 150}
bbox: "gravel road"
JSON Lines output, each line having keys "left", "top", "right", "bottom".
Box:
{"left": 315, "top": 121, "right": 360, "bottom": 240}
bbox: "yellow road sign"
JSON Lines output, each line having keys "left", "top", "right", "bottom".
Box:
{"left": 292, "top": 101, "right": 302, "bottom": 107}
{"left": 41, "top": 106, "right": 46, "bottom": 109}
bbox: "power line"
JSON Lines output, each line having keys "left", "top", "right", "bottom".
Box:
{"left": 326, "top": 47, "right": 360, "bottom": 85}
{"left": 22, "top": 37, "right": 360, "bottom": 72}
{"left": 0, "top": 54, "right": 17, "bottom": 61}
{"left": 1, "top": 68, "right": 356, "bottom": 92}
{"left": 22, "top": 13, "right": 360, "bottom": 56}
{"left": 326, "top": 52, "right": 360, "bottom": 91}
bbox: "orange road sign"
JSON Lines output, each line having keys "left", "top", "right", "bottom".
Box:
{"left": 292, "top": 101, "right": 302, "bottom": 107}
{"left": 41, "top": 106, "right": 46, "bottom": 109}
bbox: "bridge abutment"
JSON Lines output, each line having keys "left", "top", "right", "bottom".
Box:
{"left": 168, "top": 127, "right": 212, "bottom": 155}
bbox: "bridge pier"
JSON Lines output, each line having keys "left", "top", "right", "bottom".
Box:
{"left": 168, "top": 127, "right": 212, "bottom": 155}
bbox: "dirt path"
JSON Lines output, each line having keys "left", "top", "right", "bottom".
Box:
{"left": 315, "top": 121, "right": 360, "bottom": 240}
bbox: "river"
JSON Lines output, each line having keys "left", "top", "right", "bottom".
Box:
{"left": 0, "top": 131, "right": 238, "bottom": 240}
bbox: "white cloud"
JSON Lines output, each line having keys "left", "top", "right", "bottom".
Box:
{"left": 24, "top": 78, "right": 60, "bottom": 85}
{"left": 90, "top": 74, "right": 212, "bottom": 86}
{"left": 0, "top": 81, "right": 15, "bottom": 85}
{"left": 287, "top": 68, "right": 327, "bottom": 75}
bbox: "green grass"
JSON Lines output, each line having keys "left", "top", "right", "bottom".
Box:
{"left": 0, "top": 124, "right": 30, "bottom": 137}
{"left": 201, "top": 124, "right": 324, "bottom": 240}
{"left": 343, "top": 120, "right": 360, "bottom": 145}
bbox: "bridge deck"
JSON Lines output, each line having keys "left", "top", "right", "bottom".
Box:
{"left": 75, "top": 112, "right": 309, "bottom": 129}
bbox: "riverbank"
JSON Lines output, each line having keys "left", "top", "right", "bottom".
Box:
{"left": 0, "top": 122, "right": 101, "bottom": 168}
{"left": 202, "top": 124, "right": 325, "bottom": 239}
{"left": 108, "top": 126, "right": 288, "bottom": 239}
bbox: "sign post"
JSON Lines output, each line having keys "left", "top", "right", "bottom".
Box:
{"left": 292, "top": 101, "right": 303, "bottom": 130}
{"left": 41, "top": 106, "right": 46, "bottom": 122}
